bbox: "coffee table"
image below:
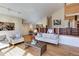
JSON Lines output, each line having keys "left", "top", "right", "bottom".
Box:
{"left": 24, "top": 41, "right": 47, "bottom": 56}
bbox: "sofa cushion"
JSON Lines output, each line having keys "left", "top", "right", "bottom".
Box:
{"left": 36, "top": 33, "right": 59, "bottom": 40}
{"left": 37, "top": 33, "right": 42, "bottom": 37}
{"left": 42, "top": 33, "right": 52, "bottom": 38}
{"left": 0, "top": 35, "right": 6, "bottom": 41}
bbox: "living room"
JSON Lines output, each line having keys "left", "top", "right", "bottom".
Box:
{"left": 0, "top": 3, "right": 79, "bottom": 56}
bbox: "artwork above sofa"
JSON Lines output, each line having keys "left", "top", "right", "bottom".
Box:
{"left": 0, "top": 22, "right": 15, "bottom": 31}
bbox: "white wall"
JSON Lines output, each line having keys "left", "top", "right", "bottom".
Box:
{"left": 0, "top": 14, "right": 23, "bottom": 36}
{"left": 37, "top": 8, "right": 69, "bottom": 28}
{"left": 22, "top": 23, "right": 30, "bottom": 35}
{"left": 52, "top": 8, "right": 69, "bottom": 28}
{"left": 36, "top": 17, "right": 47, "bottom": 27}
{"left": 41, "top": 17, "right": 47, "bottom": 27}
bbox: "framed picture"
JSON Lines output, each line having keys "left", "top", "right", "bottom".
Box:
{"left": 0, "top": 22, "right": 15, "bottom": 31}
{"left": 53, "top": 20, "right": 61, "bottom": 25}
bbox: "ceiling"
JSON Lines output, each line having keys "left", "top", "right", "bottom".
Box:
{"left": 0, "top": 3, "right": 64, "bottom": 24}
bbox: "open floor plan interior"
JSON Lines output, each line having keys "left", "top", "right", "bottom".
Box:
{"left": 0, "top": 3, "right": 79, "bottom": 56}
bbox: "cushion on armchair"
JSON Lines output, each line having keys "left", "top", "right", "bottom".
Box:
{"left": 9, "top": 34, "right": 21, "bottom": 40}
{"left": 0, "top": 35, "right": 10, "bottom": 43}
{"left": 0, "top": 35, "right": 6, "bottom": 41}
{"left": 0, "top": 35, "right": 10, "bottom": 49}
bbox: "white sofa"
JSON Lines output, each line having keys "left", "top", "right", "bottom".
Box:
{"left": 7, "top": 34, "right": 24, "bottom": 45}
{"left": 0, "top": 35, "right": 10, "bottom": 50}
{"left": 35, "top": 33, "right": 59, "bottom": 44}
{"left": 59, "top": 35, "right": 79, "bottom": 47}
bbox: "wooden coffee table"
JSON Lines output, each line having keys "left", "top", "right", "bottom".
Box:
{"left": 24, "top": 41, "right": 47, "bottom": 56}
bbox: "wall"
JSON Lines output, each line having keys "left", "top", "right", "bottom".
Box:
{"left": 52, "top": 8, "right": 69, "bottom": 28}
{"left": 22, "top": 23, "right": 30, "bottom": 35}
{"left": 36, "top": 17, "right": 47, "bottom": 27}
{"left": 0, "top": 14, "right": 23, "bottom": 36}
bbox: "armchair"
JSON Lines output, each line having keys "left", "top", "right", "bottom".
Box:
{"left": 8, "top": 34, "right": 24, "bottom": 45}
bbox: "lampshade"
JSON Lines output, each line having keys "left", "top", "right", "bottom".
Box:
{"left": 30, "top": 24, "right": 33, "bottom": 30}
{"left": 34, "top": 29, "right": 37, "bottom": 33}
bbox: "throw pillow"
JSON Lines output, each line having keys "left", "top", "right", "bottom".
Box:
{"left": 31, "top": 39, "right": 37, "bottom": 45}
{"left": 15, "top": 34, "right": 21, "bottom": 39}
{"left": 47, "top": 29, "right": 54, "bottom": 34}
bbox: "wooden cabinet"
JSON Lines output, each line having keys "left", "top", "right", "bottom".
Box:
{"left": 23, "top": 35, "right": 33, "bottom": 42}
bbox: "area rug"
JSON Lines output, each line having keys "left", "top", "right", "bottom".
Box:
{"left": 0, "top": 46, "right": 34, "bottom": 56}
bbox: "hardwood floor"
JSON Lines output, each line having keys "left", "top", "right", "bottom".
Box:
{"left": 17, "top": 43, "right": 79, "bottom": 56}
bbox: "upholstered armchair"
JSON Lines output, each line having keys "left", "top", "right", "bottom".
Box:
{"left": 8, "top": 34, "right": 24, "bottom": 46}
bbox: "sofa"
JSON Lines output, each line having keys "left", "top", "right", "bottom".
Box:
{"left": 9, "top": 37, "right": 24, "bottom": 45}
{"left": 0, "top": 35, "right": 10, "bottom": 50}
{"left": 35, "top": 33, "right": 59, "bottom": 44}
